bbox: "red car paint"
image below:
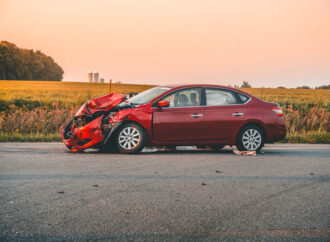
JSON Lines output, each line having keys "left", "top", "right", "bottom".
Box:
{"left": 61, "top": 84, "right": 286, "bottom": 152}
{"left": 75, "top": 93, "right": 126, "bottom": 116}
{"left": 61, "top": 93, "right": 126, "bottom": 152}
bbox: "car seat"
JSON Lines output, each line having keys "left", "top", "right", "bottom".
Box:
{"left": 177, "top": 94, "right": 188, "bottom": 106}
{"left": 190, "top": 93, "right": 198, "bottom": 106}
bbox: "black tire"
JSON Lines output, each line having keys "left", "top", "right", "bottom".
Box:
{"left": 208, "top": 144, "right": 225, "bottom": 151}
{"left": 236, "top": 125, "right": 265, "bottom": 152}
{"left": 114, "top": 123, "right": 146, "bottom": 154}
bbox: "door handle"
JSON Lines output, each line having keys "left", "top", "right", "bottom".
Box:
{"left": 191, "top": 113, "right": 203, "bottom": 118}
{"left": 232, "top": 112, "right": 244, "bottom": 116}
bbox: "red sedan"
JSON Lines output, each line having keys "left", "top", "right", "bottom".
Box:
{"left": 61, "top": 84, "right": 286, "bottom": 153}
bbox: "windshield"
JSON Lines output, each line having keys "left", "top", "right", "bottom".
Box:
{"left": 128, "top": 86, "right": 171, "bottom": 105}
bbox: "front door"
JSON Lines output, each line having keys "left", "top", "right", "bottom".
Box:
{"left": 152, "top": 88, "right": 204, "bottom": 144}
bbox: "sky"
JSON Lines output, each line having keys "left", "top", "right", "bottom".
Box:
{"left": 0, "top": 0, "right": 329, "bottom": 88}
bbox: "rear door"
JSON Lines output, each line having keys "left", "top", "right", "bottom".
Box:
{"left": 152, "top": 88, "right": 205, "bottom": 143}
{"left": 202, "top": 88, "right": 247, "bottom": 143}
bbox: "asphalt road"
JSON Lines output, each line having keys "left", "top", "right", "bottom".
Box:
{"left": 0, "top": 143, "right": 329, "bottom": 241}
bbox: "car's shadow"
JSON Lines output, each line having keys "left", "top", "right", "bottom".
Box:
{"left": 141, "top": 147, "right": 235, "bottom": 155}
{"left": 80, "top": 145, "right": 330, "bottom": 158}
{"left": 87, "top": 147, "right": 247, "bottom": 156}
{"left": 82, "top": 147, "right": 229, "bottom": 153}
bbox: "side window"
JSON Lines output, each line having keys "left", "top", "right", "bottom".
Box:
{"left": 162, "top": 88, "right": 201, "bottom": 107}
{"left": 205, "top": 88, "right": 239, "bottom": 106}
{"left": 238, "top": 93, "right": 249, "bottom": 103}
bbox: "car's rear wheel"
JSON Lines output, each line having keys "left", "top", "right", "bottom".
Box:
{"left": 236, "top": 125, "right": 264, "bottom": 152}
{"left": 115, "top": 123, "right": 146, "bottom": 154}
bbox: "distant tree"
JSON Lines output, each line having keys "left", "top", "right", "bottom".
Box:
{"left": 0, "top": 41, "right": 22, "bottom": 79}
{"left": 315, "top": 84, "right": 330, "bottom": 89}
{"left": 277, "top": 86, "right": 286, "bottom": 89}
{"left": 297, "top": 85, "right": 311, "bottom": 89}
{"left": 241, "top": 81, "right": 252, "bottom": 88}
{"left": 0, "top": 41, "right": 63, "bottom": 81}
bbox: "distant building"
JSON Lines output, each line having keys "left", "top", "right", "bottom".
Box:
{"left": 87, "top": 72, "right": 93, "bottom": 83}
{"left": 100, "top": 78, "right": 104, "bottom": 83}
{"left": 93, "top": 72, "right": 99, "bottom": 83}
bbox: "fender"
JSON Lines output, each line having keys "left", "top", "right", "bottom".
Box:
{"left": 103, "top": 121, "right": 124, "bottom": 145}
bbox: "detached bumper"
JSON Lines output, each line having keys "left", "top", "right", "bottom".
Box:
{"left": 61, "top": 116, "right": 105, "bottom": 152}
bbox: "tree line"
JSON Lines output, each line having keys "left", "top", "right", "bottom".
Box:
{"left": 0, "top": 41, "right": 64, "bottom": 81}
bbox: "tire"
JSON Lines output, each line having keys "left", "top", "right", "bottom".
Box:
{"left": 236, "top": 125, "right": 265, "bottom": 152}
{"left": 114, "top": 123, "right": 146, "bottom": 154}
{"left": 208, "top": 144, "right": 225, "bottom": 151}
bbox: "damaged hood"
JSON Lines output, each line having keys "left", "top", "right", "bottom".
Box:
{"left": 75, "top": 93, "right": 126, "bottom": 117}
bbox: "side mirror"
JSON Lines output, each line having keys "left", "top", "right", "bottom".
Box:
{"left": 157, "top": 100, "right": 170, "bottom": 108}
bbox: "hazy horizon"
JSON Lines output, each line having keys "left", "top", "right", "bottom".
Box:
{"left": 1, "top": 0, "right": 329, "bottom": 88}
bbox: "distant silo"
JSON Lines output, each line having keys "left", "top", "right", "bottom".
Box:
{"left": 100, "top": 78, "right": 104, "bottom": 83}
{"left": 93, "top": 72, "right": 99, "bottom": 83}
{"left": 87, "top": 71, "right": 93, "bottom": 83}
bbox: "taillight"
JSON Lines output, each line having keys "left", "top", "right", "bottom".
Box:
{"left": 271, "top": 107, "right": 283, "bottom": 117}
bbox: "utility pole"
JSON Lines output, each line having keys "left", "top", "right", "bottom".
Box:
{"left": 109, "top": 79, "right": 112, "bottom": 94}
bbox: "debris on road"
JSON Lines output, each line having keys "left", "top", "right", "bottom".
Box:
{"left": 216, "top": 170, "right": 222, "bottom": 173}
{"left": 201, "top": 183, "right": 206, "bottom": 186}
{"left": 57, "top": 191, "right": 65, "bottom": 194}
{"left": 233, "top": 150, "right": 257, "bottom": 156}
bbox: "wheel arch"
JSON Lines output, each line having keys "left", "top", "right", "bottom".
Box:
{"left": 237, "top": 121, "right": 267, "bottom": 142}
{"left": 108, "top": 120, "right": 148, "bottom": 143}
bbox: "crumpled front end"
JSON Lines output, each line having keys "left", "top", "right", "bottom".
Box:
{"left": 61, "top": 93, "right": 126, "bottom": 152}
{"left": 61, "top": 116, "right": 105, "bottom": 152}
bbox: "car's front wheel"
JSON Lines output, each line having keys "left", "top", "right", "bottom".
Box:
{"left": 236, "top": 125, "right": 264, "bottom": 152}
{"left": 115, "top": 123, "right": 146, "bottom": 154}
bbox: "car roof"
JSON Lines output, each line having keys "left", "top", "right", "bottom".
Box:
{"left": 160, "top": 84, "right": 253, "bottom": 97}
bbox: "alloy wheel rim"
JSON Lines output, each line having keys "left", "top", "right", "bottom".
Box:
{"left": 118, "top": 127, "right": 141, "bottom": 150}
{"left": 242, "top": 128, "right": 262, "bottom": 150}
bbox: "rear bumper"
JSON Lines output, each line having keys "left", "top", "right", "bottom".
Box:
{"left": 61, "top": 116, "right": 105, "bottom": 152}
{"left": 265, "top": 118, "right": 286, "bottom": 142}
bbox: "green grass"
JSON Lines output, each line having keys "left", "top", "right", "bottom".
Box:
{"left": 280, "top": 131, "right": 330, "bottom": 144}
{"left": 0, "top": 132, "right": 61, "bottom": 142}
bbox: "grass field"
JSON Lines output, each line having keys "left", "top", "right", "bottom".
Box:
{"left": 0, "top": 80, "right": 329, "bottom": 143}
{"left": 0, "top": 81, "right": 154, "bottom": 109}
